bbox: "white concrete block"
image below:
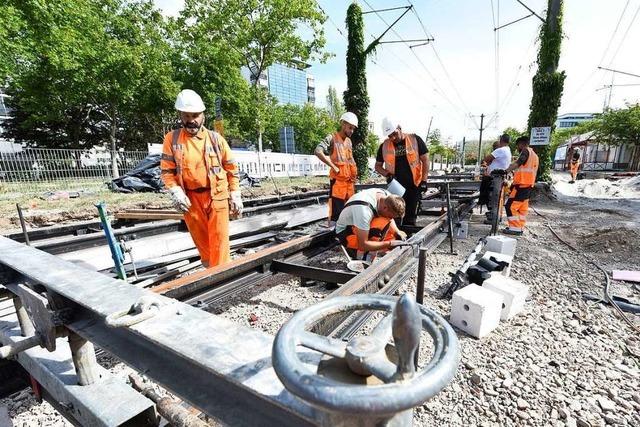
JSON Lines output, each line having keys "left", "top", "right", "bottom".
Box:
{"left": 450, "top": 284, "right": 503, "bottom": 338}
{"left": 485, "top": 235, "right": 517, "bottom": 257}
{"left": 481, "top": 251, "right": 514, "bottom": 277}
{"left": 483, "top": 273, "right": 529, "bottom": 320}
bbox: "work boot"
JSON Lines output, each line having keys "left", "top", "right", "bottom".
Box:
{"left": 502, "top": 227, "right": 523, "bottom": 236}
{"left": 569, "top": 180, "right": 575, "bottom": 184}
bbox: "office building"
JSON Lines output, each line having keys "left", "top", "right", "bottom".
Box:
{"left": 245, "top": 62, "right": 315, "bottom": 106}
{"left": 555, "top": 113, "right": 595, "bottom": 129}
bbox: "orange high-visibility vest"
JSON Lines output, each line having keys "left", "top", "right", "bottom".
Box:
{"left": 160, "top": 128, "right": 240, "bottom": 201}
{"left": 329, "top": 132, "right": 357, "bottom": 181}
{"left": 513, "top": 147, "right": 539, "bottom": 187}
{"left": 381, "top": 133, "right": 423, "bottom": 186}
{"left": 345, "top": 217, "right": 394, "bottom": 251}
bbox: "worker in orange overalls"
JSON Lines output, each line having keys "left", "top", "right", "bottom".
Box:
{"left": 314, "top": 112, "right": 359, "bottom": 226}
{"left": 375, "top": 117, "right": 430, "bottom": 225}
{"left": 334, "top": 189, "right": 407, "bottom": 261}
{"left": 160, "top": 89, "right": 242, "bottom": 267}
{"left": 503, "top": 135, "right": 539, "bottom": 236}
{"left": 569, "top": 147, "right": 581, "bottom": 183}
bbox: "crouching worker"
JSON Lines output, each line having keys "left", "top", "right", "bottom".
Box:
{"left": 335, "top": 189, "right": 407, "bottom": 261}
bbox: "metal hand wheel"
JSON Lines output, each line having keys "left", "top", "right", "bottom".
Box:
{"left": 272, "top": 294, "right": 459, "bottom": 417}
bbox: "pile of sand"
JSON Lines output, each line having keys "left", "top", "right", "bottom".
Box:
{"left": 553, "top": 173, "right": 640, "bottom": 200}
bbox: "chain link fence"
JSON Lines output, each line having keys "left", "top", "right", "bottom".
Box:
{"left": 0, "top": 147, "right": 148, "bottom": 196}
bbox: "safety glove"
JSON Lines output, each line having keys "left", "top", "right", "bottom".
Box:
{"left": 168, "top": 186, "right": 191, "bottom": 213}
{"left": 229, "top": 190, "right": 243, "bottom": 219}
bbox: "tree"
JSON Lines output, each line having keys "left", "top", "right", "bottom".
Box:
{"left": 344, "top": 2, "right": 370, "bottom": 179}
{"left": 2, "top": 0, "right": 179, "bottom": 176}
{"left": 592, "top": 104, "right": 640, "bottom": 170}
{"left": 181, "top": 0, "right": 328, "bottom": 148}
{"left": 526, "top": 0, "right": 565, "bottom": 182}
{"left": 326, "top": 85, "right": 345, "bottom": 122}
{"left": 365, "top": 132, "right": 380, "bottom": 157}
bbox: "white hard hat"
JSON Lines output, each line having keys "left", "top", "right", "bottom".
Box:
{"left": 382, "top": 117, "right": 398, "bottom": 137}
{"left": 340, "top": 111, "right": 358, "bottom": 127}
{"left": 175, "top": 89, "right": 206, "bottom": 113}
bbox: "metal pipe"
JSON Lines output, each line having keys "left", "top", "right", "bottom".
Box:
{"left": 416, "top": 247, "right": 428, "bottom": 305}
{"left": 68, "top": 332, "right": 99, "bottom": 385}
{"left": 13, "top": 296, "right": 36, "bottom": 337}
{"left": 16, "top": 204, "right": 30, "bottom": 246}
{"left": 128, "top": 373, "right": 214, "bottom": 427}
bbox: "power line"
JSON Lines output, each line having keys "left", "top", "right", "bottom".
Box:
{"left": 361, "top": 0, "right": 473, "bottom": 124}
{"left": 598, "top": 0, "right": 631, "bottom": 66}
{"left": 606, "top": 1, "right": 640, "bottom": 68}
{"left": 407, "top": 0, "right": 479, "bottom": 127}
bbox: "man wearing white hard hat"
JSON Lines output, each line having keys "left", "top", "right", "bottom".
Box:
{"left": 314, "top": 112, "right": 359, "bottom": 225}
{"left": 375, "top": 117, "right": 429, "bottom": 225}
{"left": 160, "top": 89, "right": 242, "bottom": 268}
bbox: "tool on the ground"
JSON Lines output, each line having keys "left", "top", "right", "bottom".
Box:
{"left": 347, "top": 260, "right": 370, "bottom": 273}
{"left": 272, "top": 294, "right": 459, "bottom": 426}
{"left": 583, "top": 294, "right": 640, "bottom": 314}
{"left": 96, "top": 202, "right": 127, "bottom": 280}
{"left": 442, "top": 238, "right": 487, "bottom": 298}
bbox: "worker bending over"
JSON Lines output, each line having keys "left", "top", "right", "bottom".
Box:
{"left": 502, "top": 135, "right": 539, "bottom": 236}
{"left": 375, "top": 118, "right": 429, "bottom": 225}
{"left": 160, "top": 89, "right": 243, "bottom": 267}
{"left": 569, "top": 148, "right": 580, "bottom": 183}
{"left": 335, "top": 188, "right": 407, "bottom": 261}
{"left": 314, "top": 112, "right": 359, "bottom": 225}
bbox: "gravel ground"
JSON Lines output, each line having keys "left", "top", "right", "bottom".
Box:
{"left": 3, "top": 181, "right": 640, "bottom": 426}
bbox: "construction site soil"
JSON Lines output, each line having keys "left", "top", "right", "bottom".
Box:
{"left": 2, "top": 175, "right": 639, "bottom": 426}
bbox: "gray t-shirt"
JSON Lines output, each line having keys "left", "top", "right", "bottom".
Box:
{"left": 335, "top": 189, "right": 388, "bottom": 233}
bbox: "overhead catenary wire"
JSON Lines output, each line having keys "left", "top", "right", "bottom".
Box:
{"left": 361, "top": 0, "right": 475, "bottom": 126}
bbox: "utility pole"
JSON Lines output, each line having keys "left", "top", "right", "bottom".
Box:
{"left": 425, "top": 116, "right": 433, "bottom": 142}
{"left": 476, "top": 114, "right": 485, "bottom": 167}
{"left": 461, "top": 136, "right": 466, "bottom": 166}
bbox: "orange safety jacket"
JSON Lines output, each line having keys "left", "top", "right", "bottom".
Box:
{"left": 513, "top": 147, "right": 539, "bottom": 188}
{"left": 381, "top": 133, "right": 423, "bottom": 187}
{"left": 338, "top": 199, "right": 395, "bottom": 254}
{"left": 160, "top": 128, "right": 240, "bottom": 201}
{"left": 329, "top": 132, "right": 358, "bottom": 182}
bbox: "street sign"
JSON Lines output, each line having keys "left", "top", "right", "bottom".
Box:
{"left": 530, "top": 126, "right": 551, "bottom": 146}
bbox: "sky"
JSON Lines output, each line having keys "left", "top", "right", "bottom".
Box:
{"left": 154, "top": 0, "right": 640, "bottom": 145}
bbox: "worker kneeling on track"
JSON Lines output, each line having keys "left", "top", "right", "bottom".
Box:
{"left": 160, "top": 89, "right": 242, "bottom": 268}
{"left": 335, "top": 188, "right": 407, "bottom": 262}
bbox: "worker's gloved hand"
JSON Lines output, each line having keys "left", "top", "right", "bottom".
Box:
{"left": 229, "top": 191, "right": 243, "bottom": 219}
{"left": 396, "top": 230, "right": 408, "bottom": 241}
{"left": 389, "top": 240, "right": 405, "bottom": 248}
{"left": 168, "top": 187, "right": 191, "bottom": 213}
{"left": 419, "top": 180, "right": 428, "bottom": 191}
{"left": 386, "top": 174, "right": 394, "bottom": 183}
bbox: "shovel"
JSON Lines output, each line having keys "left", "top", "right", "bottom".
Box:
{"left": 338, "top": 243, "right": 372, "bottom": 273}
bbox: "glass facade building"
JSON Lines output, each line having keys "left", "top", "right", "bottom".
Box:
{"left": 267, "top": 63, "right": 310, "bottom": 106}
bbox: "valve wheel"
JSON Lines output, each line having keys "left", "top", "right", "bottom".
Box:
{"left": 272, "top": 294, "right": 459, "bottom": 415}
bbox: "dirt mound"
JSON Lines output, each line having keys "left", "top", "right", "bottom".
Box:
{"left": 530, "top": 182, "right": 556, "bottom": 202}
{"left": 576, "top": 226, "right": 640, "bottom": 255}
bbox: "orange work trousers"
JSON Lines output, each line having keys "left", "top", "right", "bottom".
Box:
{"left": 504, "top": 186, "right": 532, "bottom": 232}
{"left": 328, "top": 179, "right": 356, "bottom": 222}
{"left": 569, "top": 162, "right": 579, "bottom": 180}
{"left": 183, "top": 190, "right": 230, "bottom": 268}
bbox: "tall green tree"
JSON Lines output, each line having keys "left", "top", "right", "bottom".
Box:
{"left": 344, "top": 2, "right": 370, "bottom": 179}
{"left": 3, "top": 0, "right": 179, "bottom": 176}
{"left": 326, "top": 85, "right": 345, "bottom": 122}
{"left": 526, "top": 0, "right": 565, "bottom": 182}
{"left": 181, "top": 0, "right": 328, "bottom": 147}
{"left": 592, "top": 104, "right": 640, "bottom": 170}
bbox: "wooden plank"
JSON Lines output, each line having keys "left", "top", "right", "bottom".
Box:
{"left": 153, "top": 230, "right": 334, "bottom": 299}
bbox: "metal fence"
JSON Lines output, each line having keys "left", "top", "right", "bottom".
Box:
{"left": 0, "top": 147, "right": 148, "bottom": 195}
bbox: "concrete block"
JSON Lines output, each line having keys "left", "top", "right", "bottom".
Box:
{"left": 450, "top": 284, "right": 503, "bottom": 338}
{"left": 481, "top": 251, "right": 513, "bottom": 277}
{"left": 485, "top": 235, "right": 517, "bottom": 257}
{"left": 483, "top": 273, "right": 529, "bottom": 320}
